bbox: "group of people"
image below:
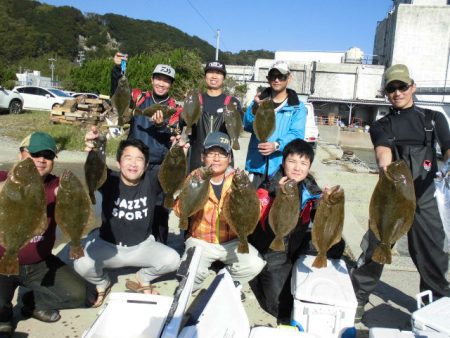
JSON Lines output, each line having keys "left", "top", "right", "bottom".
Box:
{"left": 0, "top": 55, "right": 449, "bottom": 337}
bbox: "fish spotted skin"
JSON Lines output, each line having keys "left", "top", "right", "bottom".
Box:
{"left": 224, "top": 102, "right": 242, "bottom": 150}
{"left": 253, "top": 100, "right": 275, "bottom": 143}
{"left": 84, "top": 135, "right": 107, "bottom": 205}
{"left": 181, "top": 90, "right": 201, "bottom": 135}
{"left": 158, "top": 144, "right": 187, "bottom": 208}
{"left": 112, "top": 75, "right": 131, "bottom": 126}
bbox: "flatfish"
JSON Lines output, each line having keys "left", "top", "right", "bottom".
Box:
{"left": 111, "top": 75, "right": 131, "bottom": 126}
{"left": 84, "top": 134, "right": 107, "bottom": 204}
{"left": 158, "top": 144, "right": 187, "bottom": 208}
{"left": 311, "top": 185, "right": 345, "bottom": 268}
{"left": 369, "top": 160, "right": 416, "bottom": 264}
{"left": 224, "top": 102, "right": 242, "bottom": 150}
{"left": 222, "top": 169, "right": 260, "bottom": 253}
{"left": 178, "top": 166, "right": 213, "bottom": 230}
{"left": 136, "top": 104, "right": 177, "bottom": 120}
{"left": 268, "top": 179, "right": 300, "bottom": 251}
{"left": 0, "top": 158, "right": 47, "bottom": 275}
{"left": 55, "top": 170, "right": 91, "bottom": 259}
{"left": 253, "top": 99, "right": 275, "bottom": 142}
{"left": 434, "top": 171, "right": 450, "bottom": 251}
{"left": 181, "top": 90, "right": 201, "bottom": 135}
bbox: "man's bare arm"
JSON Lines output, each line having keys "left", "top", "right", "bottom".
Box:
{"left": 374, "top": 146, "right": 393, "bottom": 172}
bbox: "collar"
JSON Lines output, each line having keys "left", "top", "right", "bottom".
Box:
{"left": 259, "top": 87, "right": 300, "bottom": 106}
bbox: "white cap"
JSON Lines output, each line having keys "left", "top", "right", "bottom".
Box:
{"left": 269, "top": 60, "right": 290, "bottom": 75}
{"left": 153, "top": 64, "right": 176, "bottom": 80}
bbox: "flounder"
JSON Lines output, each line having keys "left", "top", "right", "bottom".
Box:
{"left": 181, "top": 90, "right": 202, "bottom": 135}
{"left": 0, "top": 158, "right": 47, "bottom": 275}
{"left": 253, "top": 99, "right": 275, "bottom": 142}
{"left": 224, "top": 102, "right": 242, "bottom": 150}
{"left": 84, "top": 134, "right": 107, "bottom": 204}
{"left": 158, "top": 144, "right": 187, "bottom": 208}
{"left": 222, "top": 169, "right": 260, "bottom": 253}
{"left": 369, "top": 160, "right": 416, "bottom": 264}
{"left": 311, "top": 185, "right": 345, "bottom": 268}
{"left": 111, "top": 75, "right": 131, "bottom": 126}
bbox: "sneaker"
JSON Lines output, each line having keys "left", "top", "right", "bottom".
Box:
{"left": 21, "top": 307, "right": 61, "bottom": 323}
{"left": 354, "top": 303, "right": 365, "bottom": 324}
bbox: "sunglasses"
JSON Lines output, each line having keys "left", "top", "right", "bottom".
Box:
{"left": 267, "top": 74, "right": 288, "bottom": 82}
{"left": 385, "top": 83, "right": 411, "bottom": 94}
{"left": 30, "top": 150, "right": 56, "bottom": 160}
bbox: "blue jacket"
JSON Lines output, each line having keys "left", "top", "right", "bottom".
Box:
{"left": 243, "top": 88, "right": 307, "bottom": 176}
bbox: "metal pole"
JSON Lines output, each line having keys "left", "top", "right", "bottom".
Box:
{"left": 215, "top": 29, "right": 220, "bottom": 60}
{"left": 443, "top": 45, "right": 450, "bottom": 103}
{"left": 48, "top": 58, "right": 56, "bottom": 87}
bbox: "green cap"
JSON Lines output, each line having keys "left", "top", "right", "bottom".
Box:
{"left": 20, "top": 132, "right": 57, "bottom": 155}
{"left": 384, "top": 64, "right": 412, "bottom": 86}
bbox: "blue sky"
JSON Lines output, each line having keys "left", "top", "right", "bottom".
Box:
{"left": 40, "top": 0, "right": 393, "bottom": 56}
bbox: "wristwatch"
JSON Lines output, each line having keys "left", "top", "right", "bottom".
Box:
{"left": 274, "top": 142, "right": 280, "bottom": 151}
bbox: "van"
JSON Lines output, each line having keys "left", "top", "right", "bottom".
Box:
{"left": 304, "top": 102, "right": 319, "bottom": 149}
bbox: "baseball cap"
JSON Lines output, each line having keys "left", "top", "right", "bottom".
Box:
{"left": 269, "top": 60, "right": 290, "bottom": 75}
{"left": 204, "top": 61, "right": 227, "bottom": 76}
{"left": 20, "top": 132, "right": 57, "bottom": 155}
{"left": 203, "top": 132, "right": 232, "bottom": 154}
{"left": 384, "top": 64, "right": 412, "bottom": 86}
{"left": 153, "top": 64, "right": 176, "bottom": 80}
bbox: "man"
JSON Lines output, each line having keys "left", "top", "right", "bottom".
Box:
{"left": 112, "top": 52, "right": 182, "bottom": 244}
{"left": 243, "top": 61, "right": 307, "bottom": 188}
{"left": 76, "top": 127, "right": 180, "bottom": 307}
{"left": 351, "top": 64, "right": 450, "bottom": 323}
{"left": 173, "top": 132, "right": 265, "bottom": 292}
{"left": 184, "top": 60, "right": 243, "bottom": 171}
{"left": 0, "top": 132, "right": 86, "bottom": 337}
{"left": 249, "top": 138, "right": 345, "bottom": 323}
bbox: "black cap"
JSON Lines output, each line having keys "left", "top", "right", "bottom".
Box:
{"left": 203, "top": 132, "right": 232, "bottom": 153}
{"left": 204, "top": 61, "right": 227, "bottom": 76}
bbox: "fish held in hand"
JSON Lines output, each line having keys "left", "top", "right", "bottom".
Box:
{"left": 311, "top": 185, "right": 345, "bottom": 268}
{"left": 369, "top": 160, "right": 416, "bottom": 264}
{"left": 111, "top": 75, "right": 131, "bottom": 126}
{"left": 55, "top": 170, "right": 91, "bottom": 259}
{"left": 136, "top": 104, "right": 177, "bottom": 120}
{"left": 269, "top": 179, "right": 300, "bottom": 251}
{"left": 85, "top": 134, "right": 107, "bottom": 204}
{"left": 178, "top": 166, "right": 213, "bottom": 230}
{"left": 222, "top": 169, "right": 260, "bottom": 253}
{"left": 224, "top": 102, "right": 242, "bottom": 150}
{"left": 253, "top": 100, "right": 275, "bottom": 143}
{"left": 159, "top": 144, "right": 187, "bottom": 208}
{"left": 181, "top": 90, "right": 201, "bottom": 135}
{"left": 0, "top": 158, "right": 47, "bottom": 275}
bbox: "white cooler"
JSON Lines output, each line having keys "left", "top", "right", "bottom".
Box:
{"left": 291, "top": 255, "right": 357, "bottom": 338}
{"left": 412, "top": 296, "right": 450, "bottom": 336}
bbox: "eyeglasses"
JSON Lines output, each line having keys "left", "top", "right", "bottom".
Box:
{"left": 204, "top": 151, "right": 229, "bottom": 159}
{"left": 385, "top": 83, "right": 411, "bottom": 94}
{"left": 30, "top": 150, "right": 56, "bottom": 160}
{"left": 267, "top": 74, "right": 288, "bottom": 82}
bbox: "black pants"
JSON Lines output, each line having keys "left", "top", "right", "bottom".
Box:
{"left": 351, "top": 183, "right": 450, "bottom": 305}
{"left": 0, "top": 255, "right": 87, "bottom": 323}
{"left": 152, "top": 205, "right": 169, "bottom": 244}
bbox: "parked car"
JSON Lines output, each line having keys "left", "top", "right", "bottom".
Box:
{"left": 304, "top": 102, "right": 319, "bottom": 149}
{"left": 0, "top": 85, "right": 23, "bottom": 114}
{"left": 13, "top": 86, "right": 72, "bottom": 111}
{"left": 71, "top": 92, "right": 99, "bottom": 99}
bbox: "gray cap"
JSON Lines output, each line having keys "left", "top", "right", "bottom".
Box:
{"left": 203, "top": 132, "right": 232, "bottom": 154}
{"left": 153, "top": 64, "right": 176, "bottom": 80}
{"left": 269, "top": 60, "right": 290, "bottom": 75}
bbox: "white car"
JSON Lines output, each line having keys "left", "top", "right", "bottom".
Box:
{"left": 13, "top": 86, "right": 72, "bottom": 111}
{"left": 0, "top": 85, "right": 23, "bottom": 114}
{"left": 304, "top": 102, "right": 319, "bottom": 149}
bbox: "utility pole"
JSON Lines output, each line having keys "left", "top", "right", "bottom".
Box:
{"left": 215, "top": 29, "right": 220, "bottom": 61}
{"left": 48, "top": 58, "right": 56, "bottom": 87}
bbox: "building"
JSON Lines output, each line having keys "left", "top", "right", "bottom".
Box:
{"left": 15, "top": 71, "right": 53, "bottom": 88}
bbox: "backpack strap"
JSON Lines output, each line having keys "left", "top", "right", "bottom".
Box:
{"left": 423, "top": 109, "right": 435, "bottom": 149}
{"left": 199, "top": 93, "right": 203, "bottom": 105}
{"left": 224, "top": 95, "right": 232, "bottom": 105}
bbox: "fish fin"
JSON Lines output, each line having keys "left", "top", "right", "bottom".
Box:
{"left": 269, "top": 237, "right": 285, "bottom": 251}
{"left": 232, "top": 141, "right": 240, "bottom": 151}
{"left": 179, "top": 218, "right": 189, "bottom": 230}
{"left": 312, "top": 254, "right": 327, "bottom": 268}
{"left": 0, "top": 253, "right": 19, "bottom": 275}
{"left": 164, "top": 195, "right": 174, "bottom": 209}
{"left": 237, "top": 237, "right": 250, "bottom": 254}
{"left": 69, "top": 245, "right": 85, "bottom": 260}
{"left": 372, "top": 243, "right": 391, "bottom": 264}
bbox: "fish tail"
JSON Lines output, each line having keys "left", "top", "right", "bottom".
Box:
{"left": 312, "top": 254, "right": 328, "bottom": 268}
{"left": 237, "top": 239, "right": 249, "bottom": 254}
{"left": 185, "top": 126, "right": 192, "bottom": 136}
{"left": 269, "top": 237, "right": 285, "bottom": 251}
{"left": 372, "top": 243, "right": 391, "bottom": 264}
{"left": 0, "top": 254, "right": 20, "bottom": 275}
{"left": 69, "top": 245, "right": 85, "bottom": 260}
{"left": 179, "top": 218, "right": 189, "bottom": 230}
{"left": 163, "top": 195, "right": 174, "bottom": 209}
{"left": 232, "top": 141, "right": 240, "bottom": 151}
{"left": 89, "top": 191, "right": 96, "bottom": 205}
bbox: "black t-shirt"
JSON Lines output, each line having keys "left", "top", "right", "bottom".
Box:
{"left": 370, "top": 106, "right": 450, "bottom": 153}
{"left": 98, "top": 169, "right": 160, "bottom": 246}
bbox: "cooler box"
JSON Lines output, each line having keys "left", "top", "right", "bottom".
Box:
{"left": 370, "top": 328, "right": 448, "bottom": 338}
{"left": 412, "top": 297, "right": 450, "bottom": 336}
{"left": 249, "top": 326, "right": 318, "bottom": 337}
{"left": 291, "top": 255, "right": 357, "bottom": 338}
